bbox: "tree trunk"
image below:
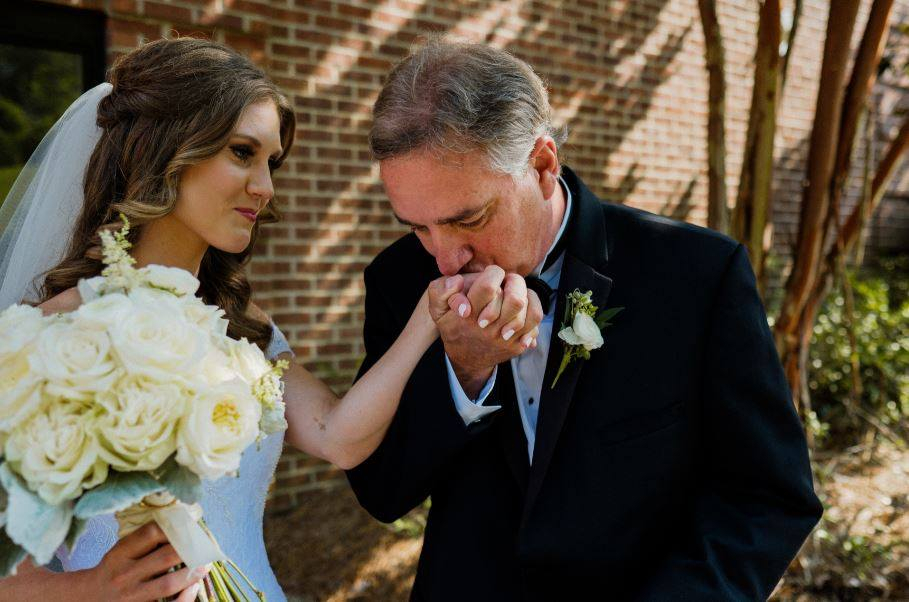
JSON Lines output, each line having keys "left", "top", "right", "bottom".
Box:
{"left": 698, "top": 0, "right": 729, "bottom": 234}
{"left": 828, "top": 0, "right": 894, "bottom": 236}
{"left": 785, "top": 266, "right": 832, "bottom": 410}
{"left": 779, "top": 0, "right": 803, "bottom": 92}
{"left": 836, "top": 114, "right": 909, "bottom": 257}
{"left": 774, "top": 1, "right": 861, "bottom": 395}
{"left": 732, "top": 0, "right": 780, "bottom": 290}
{"left": 853, "top": 105, "right": 875, "bottom": 266}
{"left": 785, "top": 114, "right": 909, "bottom": 410}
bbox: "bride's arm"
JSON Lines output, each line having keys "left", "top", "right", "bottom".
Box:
{"left": 281, "top": 289, "right": 439, "bottom": 469}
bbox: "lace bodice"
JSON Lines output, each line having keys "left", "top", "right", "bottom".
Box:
{"left": 56, "top": 325, "right": 293, "bottom": 601}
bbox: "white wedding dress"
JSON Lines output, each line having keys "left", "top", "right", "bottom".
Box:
{"left": 55, "top": 324, "right": 292, "bottom": 602}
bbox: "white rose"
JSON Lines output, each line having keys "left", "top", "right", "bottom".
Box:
{"left": 0, "top": 305, "right": 47, "bottom": 432}
{"left": 183, "top": 300, "right": 229, "bottom": 338}
{"left": 77, "top": 276, "right": 106, "bottom": 303}
{"left": 138, "top": 264, "right": 200, "bottom": 297}
{"left": 197, "top": 346, "right": 235, "bottom": 386}
{"left": 0, "top": 360, "right": 42, "bottom": 433}
{"left": 0, "top": 305, "right": 46, "bottom": 357}
{"left": 75, "top": 292, "right": 133, "bottom": 330}
{"left": 558, "top": 312, "right": 604, "bottom": 351}
{"left": 128, "top": 286, "right": 187, "bottom": 311}
{"left": 95, "top": 374, "right": 185, "bottom": 472}
{"left": 4, "top": 397, "right": 108, "bottom": 505}
{"left": 222, "top": 338, "right": 271, "bottom": 385}
{"left": 29, "top": 320, "right": 119, "bottom": 400}
{"left": 175, "top": 379, "right": 260, "bottom": 480}
{"left": 108, "top": 295, "right": 208, "bottom": 382}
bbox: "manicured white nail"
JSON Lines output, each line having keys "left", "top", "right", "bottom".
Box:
{"left": 503, "top": 329, "right": 514, "bottom": 341}
{"left": 478, "top": 319, "right": 489, "bottom": 329}
{"left": 458, "top": 303, "right": 468, "bottom": 317}
{"left": 521, "top": 333, "right": 534, "bottom": 347}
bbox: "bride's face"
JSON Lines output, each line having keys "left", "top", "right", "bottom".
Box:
{"left": 173, "top": 100, "right": 284, "bottom": 254}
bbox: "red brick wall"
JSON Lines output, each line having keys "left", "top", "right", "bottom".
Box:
{"left": 30, "top": 0, "right": 909, "bottom": 510}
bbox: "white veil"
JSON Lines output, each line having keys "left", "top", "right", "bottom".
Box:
{"left": 0, "top": 82, "right": 113, "bottom": 307}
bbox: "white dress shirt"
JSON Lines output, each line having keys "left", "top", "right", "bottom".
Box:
{"left": 446, "top": 177, "right": 573, "bottom": 463}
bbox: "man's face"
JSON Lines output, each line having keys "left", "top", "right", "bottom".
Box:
{"left": 380, "top": 148, "right": 556, "bottom": 277}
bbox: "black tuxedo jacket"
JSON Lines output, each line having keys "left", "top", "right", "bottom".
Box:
{"left": 346, "top": 167, "right": 822, "bottom": 601}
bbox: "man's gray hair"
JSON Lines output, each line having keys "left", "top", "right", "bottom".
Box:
{"left": 369, "top": 39, "right": 567, "bottom": 177}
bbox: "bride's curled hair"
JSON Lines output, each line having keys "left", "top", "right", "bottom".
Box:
{"left": 41, "top": 38, "right": 295, "bottom": 350}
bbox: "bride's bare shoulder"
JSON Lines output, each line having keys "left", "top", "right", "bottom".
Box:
{"left": 37, "top": 287, "right": 82, "bottom": 316}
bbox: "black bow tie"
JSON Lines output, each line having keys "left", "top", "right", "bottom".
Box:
{"left": 526, "top": 275, "right": 554, "bottom": 315}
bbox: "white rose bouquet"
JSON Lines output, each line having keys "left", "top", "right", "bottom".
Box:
{"left": 0, "top": 217, "right": 288, "bottom": 600}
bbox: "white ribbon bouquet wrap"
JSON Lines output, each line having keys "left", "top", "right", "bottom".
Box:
{"left": 0, "top": 218, "right": 288, "bottom": 600}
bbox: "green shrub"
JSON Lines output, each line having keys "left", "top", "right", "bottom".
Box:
{"left": 808, "top": 256, "right": 909, "bottom": 447}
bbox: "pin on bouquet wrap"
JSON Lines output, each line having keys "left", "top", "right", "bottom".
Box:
{"left": 0, "top": 216, "right": 288, "bottom": 600}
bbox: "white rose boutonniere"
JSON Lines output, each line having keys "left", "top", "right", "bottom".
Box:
{"left": 552, "top": 289, "right": 623, "bottom": 388}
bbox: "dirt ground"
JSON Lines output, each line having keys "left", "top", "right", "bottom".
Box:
{"left": 773, "top": 442, "right": 909, "bottom": 601}
{"left": 265, "top": 444, "right": 909, "bottom": 602}
{"left": 264, "top": 488, "right": 422, "bottom": 601}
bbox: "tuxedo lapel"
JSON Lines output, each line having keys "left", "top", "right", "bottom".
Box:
{"left": 521, "top": 167, "right": 613, "bottom": 525}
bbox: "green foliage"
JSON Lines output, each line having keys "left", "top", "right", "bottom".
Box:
{"left": 0, "top": 165, "right": 23, "bottom": 199}
{"left": 808, "top": 256, "right": 909, "bottom": 447}
{"left": 0, "top": 44, "right": 83, "bottom": 202}
{"left": 74, "top": 471, "right": 164, "bottom": 519}
{"left": 387, "top": 498, "right": 430, "bottom": 538}
{"left": 839, "top": 533, "right": 894, "bottom": 581}
{"left": 0, "top": 463, "right": 73, "bottom": 566}
{"left": 0, "top": 530, "right": 26, "bottom": 578}
{"left": 799, "top": 520, "right": 909, "bottom": 597}
{"left": 0, "top": 45, "right": 82, "bottom": 166}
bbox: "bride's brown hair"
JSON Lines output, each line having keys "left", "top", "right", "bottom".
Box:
{"left": 41, "top": 37, "right": 295, "bottom": 349}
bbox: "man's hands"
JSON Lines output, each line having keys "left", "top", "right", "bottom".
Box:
{"left": 428, "top": 266, "right": 544, "bottom": 398}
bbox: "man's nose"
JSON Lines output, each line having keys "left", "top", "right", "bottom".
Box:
{"left": 430, "top": 231, "right": 471, "bottom": 277}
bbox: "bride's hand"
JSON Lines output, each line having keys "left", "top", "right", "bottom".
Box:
{"left": 86, "top": 523, "right": 208, "bottom": 601}
{"left": 431, "top": 270, "right": 542, "bottom": 349}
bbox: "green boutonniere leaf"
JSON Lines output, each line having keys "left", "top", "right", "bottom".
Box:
{"left": 595, "top": 306, "right": 624, "bottom": 330}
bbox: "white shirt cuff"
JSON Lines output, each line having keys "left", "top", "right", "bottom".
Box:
{"left": 445, "top": 355, "right": 500, "bottom": 426}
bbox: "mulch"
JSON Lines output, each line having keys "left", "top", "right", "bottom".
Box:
{"left": 264, "top": 487, "right": 423, "bottom": 601}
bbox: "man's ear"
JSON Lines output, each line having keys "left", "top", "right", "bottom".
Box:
{"left": 529, "top": 136, "right": 560, "bottom": 200}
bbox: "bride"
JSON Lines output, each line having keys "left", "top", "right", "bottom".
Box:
{"left": 0, "top": 38, "right": 540, "bottom": 600}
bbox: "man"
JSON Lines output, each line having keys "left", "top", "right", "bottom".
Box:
{"left": 347, "top": 39, "right": 822, "bottom": 601}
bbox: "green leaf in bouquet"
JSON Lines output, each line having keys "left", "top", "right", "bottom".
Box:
{"left": 0, "top": 529, "right": 27, "bottom": 577}
{"left": 0, "top": 464, "right": 72, "bottom": 566}
{"left": 0, "top": 482, "right": 7, "bottom": 529}
{"left": 74, "top": 471, "right": 164, "bottom": 519}
{"left": 155, "top": 456, "right": 203, "bottom": 505}
{"left": 63, "top": 517, "right": 90, "bottom": 556}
